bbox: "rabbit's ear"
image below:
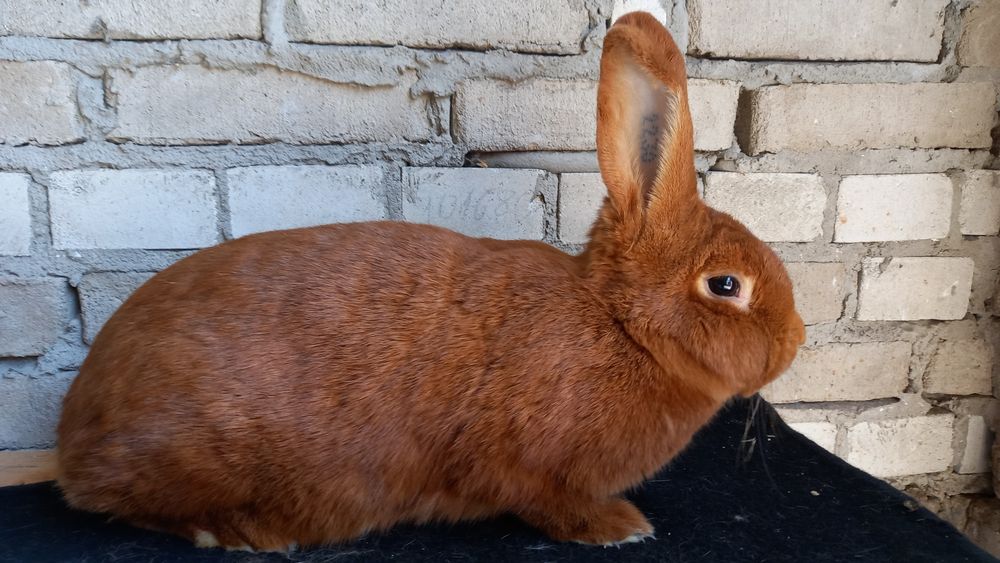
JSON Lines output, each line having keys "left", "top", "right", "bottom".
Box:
{"left": 597, "top": 12, "right": 698, "bottom": 230}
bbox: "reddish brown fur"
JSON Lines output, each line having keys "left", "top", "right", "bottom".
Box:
{"left": 57, "top": 12, "right": 805, "bottom": 551}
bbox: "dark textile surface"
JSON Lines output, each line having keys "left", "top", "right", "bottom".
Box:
{"left": 1, "top": 398, "right": 994, "bottom": 563}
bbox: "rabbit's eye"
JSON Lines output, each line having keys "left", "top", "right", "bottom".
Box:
{"left": 707, "top": 275, "right": 740, "bottom": 297}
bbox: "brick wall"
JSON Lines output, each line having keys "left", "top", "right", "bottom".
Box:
{"left": 0, "top": 0, "right": 998, "bottom": 551}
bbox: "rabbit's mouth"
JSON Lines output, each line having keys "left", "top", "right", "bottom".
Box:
{"left": 741, "top": 312, "right": 806, "bottom": 397}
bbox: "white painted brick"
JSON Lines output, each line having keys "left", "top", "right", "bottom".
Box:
{"left": 109, "top": 66, "right": 435, "bottom": 145}
{"left": 0, "top": 374, "right": 74, "bottom": 449}
{"left": 0, "top": 61, "right": 83, "bottom": 146}
{"left": 0, "top": 279, "right": 67, "bottom": 357}
{"left": 740, "top": 83, "right": 996, "bottom": 155}
{"left": 763, "top": 342, "right": 910, "bottom": 403}
{"left": 402, "top": 168, "right": 545, "bottom": 240}
{"left": 0, "top": 173, "right": 31, "bottom": 256}
{"left": 959, "top": 170, "right": 1000, "bottom": 236}
{"left": 688, "top": 79, "right": 740, "bottom": 151}
{"left": 784, "top": 263, "right": 848, "bottom": 325}
{"left": 227, "top": 166, "right": 386, "bottom": 238}
{"left": 959, "top": 2, "right": 1000, "bottom": 67}
{"left": 455, "top": 79, "right": 738, "bottom": 152}
{"left": 77, "top": 272, "right": 155, "bottom": 345}
{"left": 835, "top": 174, "right": 952, "bottom": 242}
{"left": 49, "top": 169, "right": 219, "bottom": 250}
{"left": 857, "top": 257, "right": 974, "bottom": 321}
{"left": 703, "top": 172, "right": 825, "bottom": 242}
{"left": 847, "top": 415, "right": 954, "bottom": 477}
{"left": 956, "top": 416, "right": 993, "bottom": 474}
{"left": 286, "top": 0, "right": 589, "bottom": 55}
{"left": 924, "top": 340, "right": 993, "bottom": 396}
{"left": 0, "top": 0, "right": 261, "bottom": 39}
{"left": 455, "top": 79, "right": 595, "bottom": 152}
{"left": 689, "top": 0, "right": 948, "bottom": 62}
{"left": 558, "top": 173, "right": 605, "bottom": 245}
{"left": 788, "top": 421, "right": 837, "bottom": 453}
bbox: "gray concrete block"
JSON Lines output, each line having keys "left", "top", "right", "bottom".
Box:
{"left": 924, "top": 340, "right": 993, "bottom": 396}
{"left": 703, "top": 172, "right": 826, "bottom": 242}
{"left": 227, "top": 165, "right": 386, "bottom": 237}
{"left": 402, "top": 168, "right": 546, "bottom": 240}
{"left": 49, "top": 169, "right": 220, "bottom": 250}
{"left": 0, "top": 0, "right": 261, "bottom": 39}
{"left": 0, "top": 374, "right": 74, "bottom": 449}
{"left": 958, "top": 2, "right": 1000, "bottom": 67}
{"left": 558, "top": 173, "right": 605, "bottom": 245}
{"left": 846, "top": 415, "right": 954, "bottom": 477}
{"left": 689, "top": 0, "right": 948, "bottom": 62}
{"left": 959, "top": 170, "right": 1000, "bottom": 236}
{"left": 785, "top": 262, "right": 849, "bottom": 325}
{"left": 109, "top": 66, "right": 436, "bottom": 145}
{"left": 688, "top": 79, "right": 740, "bottom": 151}
{"left": 78, "top": 272, "right": 156, "bottom": 344}
{"left": 0, "top": 61, "right": 83, "bottom": 146}
{"left": 835, "top": 174, "right": 953, "bottom": 242}
{"left": 740, "top": 83, "right": 996, "bottom": 154}
{"left": 0, "top": 279, "right": 67, "bottom": 357}
{"left": 286, "top": 0, "right": 590, "bottom": 54}
{"left": 857, "top": 257, "right": 974, "bottom": 321}
{"left": 455, "top": 79, "right": 596, "bottom": 152}
{"left": 0, "top": 173, "right": 32, "bottom": 256}
{"left": 763, "top": 341, "right": 911, "bottom": 403}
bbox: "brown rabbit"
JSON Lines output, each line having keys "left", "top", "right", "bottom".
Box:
{"left": 57, "top": 12, "right": 805, "bottom": 552}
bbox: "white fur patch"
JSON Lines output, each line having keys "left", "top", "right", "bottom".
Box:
{"left": 604, "top": 529, "right": 656, "bottom": 548}
{"left": 194, "top": 530, "right": 220, "bottom": 548}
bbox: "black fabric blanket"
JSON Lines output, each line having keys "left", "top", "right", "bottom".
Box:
{"left": 1, "top": 398, "right": 994, "bottom": 563}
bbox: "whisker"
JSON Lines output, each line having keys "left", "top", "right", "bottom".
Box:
{"left": 753, "top": 396, "right": 780, "bottom": 493}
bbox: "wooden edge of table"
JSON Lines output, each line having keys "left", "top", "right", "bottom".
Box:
{"left": 0, "top": 449, "right": 58, "bottom": 487}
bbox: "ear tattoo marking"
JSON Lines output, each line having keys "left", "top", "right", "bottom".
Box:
{"left": 639, "top": 113, "right": 661, "bottom": 164}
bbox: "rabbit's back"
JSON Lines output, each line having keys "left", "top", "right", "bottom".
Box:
{"left": 56, "top": 220, "right": 612, "bottom": 545}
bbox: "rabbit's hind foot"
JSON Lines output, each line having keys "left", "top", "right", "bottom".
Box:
{"left": 130, "top": 514, "right": 298, "bottom": 553}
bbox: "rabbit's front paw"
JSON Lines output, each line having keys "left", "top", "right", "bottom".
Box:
{"left": 520, "top": 497, "right": 655, "bottom": 546}
{"left": 607, "top": 527, "right": 656, "bottom": 547}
